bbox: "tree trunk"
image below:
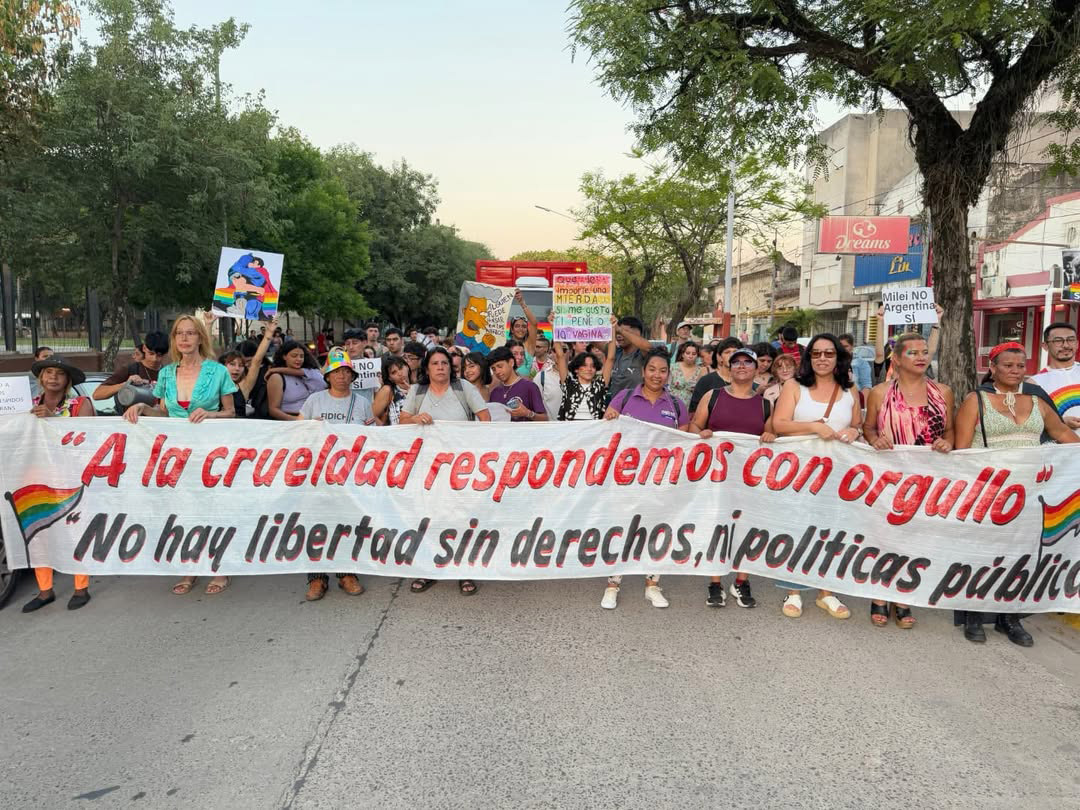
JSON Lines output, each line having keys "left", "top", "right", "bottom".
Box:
{"left": 923, "top": 178, "right": 976, "bottom": 401}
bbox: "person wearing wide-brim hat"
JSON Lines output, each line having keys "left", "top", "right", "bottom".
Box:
{"left": 25, "top": 354, "right": 95, "bottom": 612}
{"left": 298, "top": 346, "right": 374, "bottom": 602}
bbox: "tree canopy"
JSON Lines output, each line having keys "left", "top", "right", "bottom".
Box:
{"left": 571, "top": 0, "right": 1080, "bottom": 395}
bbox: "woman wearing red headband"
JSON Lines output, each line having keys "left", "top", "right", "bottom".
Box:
{"left": 863, "top": 332, "right": 955, "bottom": 630}
{"left": 954, "top": 341, "right": 1078, "bottom": 647}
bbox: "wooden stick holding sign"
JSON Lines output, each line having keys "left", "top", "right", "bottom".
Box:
{"left": 881, "top": 287, "right": 938, "bottom": 326}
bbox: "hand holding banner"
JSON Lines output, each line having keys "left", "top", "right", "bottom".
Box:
{"left": 1, "top": 413, "right": 1077, "bottom": 615}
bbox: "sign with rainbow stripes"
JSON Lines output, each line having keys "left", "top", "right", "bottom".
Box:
{"left": 4, "top": 483, "right": 84, "bottom": 544}
{"left": 1040, "top": 489, "right": 1080, "bottom": 547}
{"left": 210, "top": 247, "right": 283, "bottom": 322}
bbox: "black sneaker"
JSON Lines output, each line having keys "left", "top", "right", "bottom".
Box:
{"left": 730, "top": 579, "right": 757, "bottom": 608}
{"left": 706, "top": 582, "right": 726, "bottom": 607}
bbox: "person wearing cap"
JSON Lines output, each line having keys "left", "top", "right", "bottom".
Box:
{"left": 667, "top": 321, "right": 693, "bottom": 355}
{"left": 342, "top": 328, "right": 367, "bottom": 360}
{"left": 690, "top": 346, "right": 773, "bottom": 610}
{"left": 954, "top": 342, "right": 1077, "bottom": 647}
{"left": 298, "top": 347, "right": 372, "bottom": 601}
{"left": 24, "top": 355, "right": 94, "bottom": 613}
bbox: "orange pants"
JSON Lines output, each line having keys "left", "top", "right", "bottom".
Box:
{"left": 34, "top": 568, "right": 89, "bottom": 592}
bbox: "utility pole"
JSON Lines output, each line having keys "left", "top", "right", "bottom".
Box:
{"left": 722, "top": 164, "right": 735, "bottom": 337}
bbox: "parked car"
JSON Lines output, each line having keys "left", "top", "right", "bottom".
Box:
{"left": 0, "top": 525, "right": 16, "bottom": 609}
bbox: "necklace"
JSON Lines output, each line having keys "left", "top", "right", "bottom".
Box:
{"left": 993, "top": 385, "right": 1018, "bottom": 418}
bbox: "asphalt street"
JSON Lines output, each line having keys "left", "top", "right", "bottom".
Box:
{"left": 1, "top": 572, "right": 1079, "bottom": 809}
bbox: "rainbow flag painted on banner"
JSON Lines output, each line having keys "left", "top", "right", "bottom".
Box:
{"left": 4, "top": 483, "right": 84, "bottom": 543}
{"left": 1040, "top": 489, "right": 1080, "bottom": 547}
{"left": 1050, "top": 383, "right": 1080, "bottom": 416}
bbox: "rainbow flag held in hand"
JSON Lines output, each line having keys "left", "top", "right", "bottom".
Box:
{"left": 1039, "top": 489, "right": 1080, "bottom": 548}
{"left": 4, "top": 483, "right": 84, "bottom": 544}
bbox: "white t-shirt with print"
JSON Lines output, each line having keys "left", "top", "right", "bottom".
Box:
{"left": 1031, "top": 364, "right": 1080, "bottom": 421}
{"left": 300, "top": 390, "right": 374, "bottom": 424}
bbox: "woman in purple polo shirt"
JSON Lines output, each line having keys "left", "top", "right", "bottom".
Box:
{"left": 601, "top": 347, "right": 690, "bottom": 610}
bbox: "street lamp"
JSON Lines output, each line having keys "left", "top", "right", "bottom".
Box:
{"left": 534, "top": 204, "right": 575, "bottom": 221}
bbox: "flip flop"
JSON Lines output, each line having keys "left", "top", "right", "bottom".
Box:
{"left": 172, "top": 579, "right": 196, "bottom": 595}
{"left": 410, "top": 579, "right": 437, "bottom": 593}
{"left": 204, "top": 577, "right": 230, "bottom": 595}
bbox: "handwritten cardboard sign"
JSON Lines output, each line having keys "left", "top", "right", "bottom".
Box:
{"left": 553, "top": 274, "right": 612, "bottom": 342}
{"left": 351, "top": 358, "right": 382, "bottom": 390}
{"left": 882, "top": 286, "right": 938, "bottom": 326}
{"left": 0, "top": 376, "right": 32, "bottom": 415}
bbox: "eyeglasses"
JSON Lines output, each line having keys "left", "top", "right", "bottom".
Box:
{"left": 1047, "top": 336, "right": 1078, "bottom": 347}
{"left": 810, "top": 350, "right": 837, "bottom": 359}
{"left": 730, "top": 359, "right": 756, "bottom": 367}
{"left": 175, "top": 330, "right": 199, "bottom": 339}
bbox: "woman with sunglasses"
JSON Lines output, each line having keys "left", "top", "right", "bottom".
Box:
{"left": 862, "top": 332, "right": 955, "bottom": 630}
{"left": 772, "top": 333, "right": 861, "bottom": 621}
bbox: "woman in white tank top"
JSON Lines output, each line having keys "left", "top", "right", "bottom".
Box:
{"left": 771, "top": 334, "right": 864, "bottom": 622}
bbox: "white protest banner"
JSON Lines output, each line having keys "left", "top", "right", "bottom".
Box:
{"left": 1, "top": 413, "right": 1078, "bottom": 614}
{"left": 453, "top": 281, "right": 515, "bottom": 355}
{"left": 211, "top": 247, "right": 284, "bottom": 322}
{"left": 351, "top": 358, "right": 382, "bottom": 390}
{"left": 881, "top": 286, "right": 937, "bottom": 326}
{"left": 553, "top": 274, "right": 612, "bottom": 342}
{"left": 0, "top": 376, "right": 32, "bottom": 415}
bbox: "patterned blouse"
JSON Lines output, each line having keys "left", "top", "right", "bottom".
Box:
{"left": 558, "top": 376, "right": 608, "bottom": 421}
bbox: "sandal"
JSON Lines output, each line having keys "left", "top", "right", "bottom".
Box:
{"left": 894, "top": 604, "right": 916, "bottom": 629}
{"left": 204, "top": 577, "right": 230, "bottom": 595}
{"left": 782, "top": 593, "right": 802, "bottom": 618}
{"left": 172, "top": 578, "right": 196, "bottom": 595}
{"left": 411, "top": 578, "right": 436, "bottom": 593}
{"left": 870, "top": 601, "right": 890, "bottom": 627}
{"left": 815, "top": 594, "right": 850, "bottom": 619}
{"left": 459, "top": 579, "right": 478, "bottom": 596}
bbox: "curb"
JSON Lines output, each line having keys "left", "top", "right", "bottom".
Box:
{"left": 1052, "top": 613, "right": 1080, "bottom": 631}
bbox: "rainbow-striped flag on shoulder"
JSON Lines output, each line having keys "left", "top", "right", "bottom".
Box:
{"left": 4, "top": 483, "right": 84, "bottom": 544}
{"left": 1039, "top": 489, "right": 1080, "bottom": 548}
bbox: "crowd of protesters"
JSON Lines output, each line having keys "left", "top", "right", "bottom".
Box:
{"left": 18, "top": 304, "right": 1080, "bottom": 649}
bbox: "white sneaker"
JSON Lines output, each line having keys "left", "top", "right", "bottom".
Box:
{"left": 644, "top": 585, "right": 669, "bottom": 608}
{"left": 601, "top": 585, "right": 619, "bottom": 609}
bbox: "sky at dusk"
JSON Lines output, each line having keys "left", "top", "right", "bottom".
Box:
{"left": 159, "top": 0, "right": 647, "bottom": 259}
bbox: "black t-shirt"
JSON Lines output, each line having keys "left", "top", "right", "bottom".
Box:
{"left": 689, "top": 372, "right": 727, "bottom": 414}
{"left": 102, "top": 362, "right": 160, "bottom": 387}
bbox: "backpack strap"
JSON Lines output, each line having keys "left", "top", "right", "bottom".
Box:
{"left": 976, "top": 390, "right": 988, "bottom": 448}
{"left": 450, "top": 380, "right": 475, "bottom": 421}
{"left": 613, "top": 387, "right": 633, "bottom": 413}
{"left": 414, "top": 384, "right": 429, "bottom": 414}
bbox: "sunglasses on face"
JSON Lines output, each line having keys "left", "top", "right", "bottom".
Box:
{"left": 810, "top": 350, "right": 837, "bottom": 359}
